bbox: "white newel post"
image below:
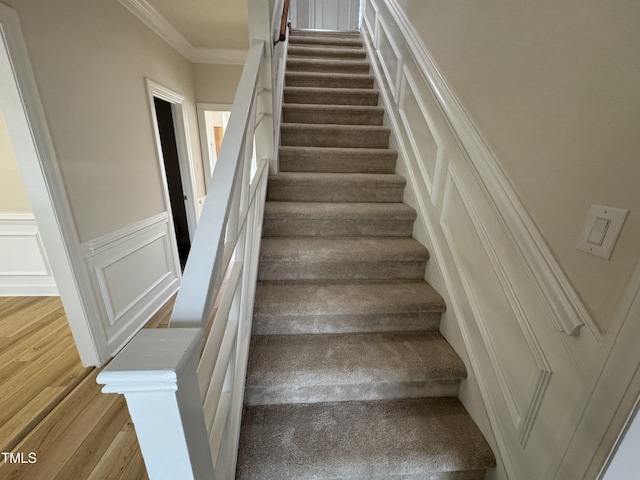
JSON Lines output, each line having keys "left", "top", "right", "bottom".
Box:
{"left": 97, "top": 328, "right": 216, "bottom": 480}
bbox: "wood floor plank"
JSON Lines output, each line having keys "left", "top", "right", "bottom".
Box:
{"left": 118, "top": 448, "right": 148, "bottom": 480}
{"left": 0, "top": 386, "right": 65, "bottom": 452}
{"left": 0, "top": 370, "right": 111, "bottom": 480}
{"left": 0, "top": 342, "right": 78, "bottom": 424}
{"left": 53, "top": 397, "right": 130, "bottom": 480}
{"left": 14, "top": 314, "right": 71, "bottom": 363}
{"left": 0, "top": 303, "right": 66, "bottom": 354}
{"left": 0, "top": 297, "right": 62, "bottom": 337}
{"left": 0, "top": 361, "right": 29, "bottom": 386}
{"left": 87, "top": 431, "right": 146, "bottom": 480}
{"left": 0, "top": 295, "right": 175, "bottom": 479}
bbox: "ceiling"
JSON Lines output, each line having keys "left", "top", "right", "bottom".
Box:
{"left": 145, "top": 0, "right": 250, "bottom": 50}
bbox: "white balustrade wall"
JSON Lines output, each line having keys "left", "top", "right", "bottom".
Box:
{"left": 97, "top": 3, "right": 290, "bottom": 476}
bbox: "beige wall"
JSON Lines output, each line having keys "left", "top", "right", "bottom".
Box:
{"left": 7, "top": 0, "right": 206, "bottom": 241}
{"left": 396, "top": 0, "right": 640, "bottom": 331}
{"left": 194, "top": 63, "right": 244, "bottom": 104}
{"left": 0, "top": 111, "right": 32, "bottom": 213}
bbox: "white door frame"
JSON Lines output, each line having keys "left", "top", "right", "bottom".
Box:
{"left": 196, "top": 102, "right": 232, "bottom": 193}
{"left": 0, "top": 3, "right": 108, "bottom": 366}
{"left": 146, "top": 79, "right": 199, "bottom": 260}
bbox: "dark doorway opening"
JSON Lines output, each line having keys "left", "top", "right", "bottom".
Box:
{"left": 154, "top": 97, "right": 190, "bottom": 270}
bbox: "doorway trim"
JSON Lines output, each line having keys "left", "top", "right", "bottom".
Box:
{"left": 196, "top": 102, "right": 232, "bottom": 192}
{"left": 146, "top": 79, "right": 199, "bottom": 271}
{"left": 0, "top": 3, "right": 108, "bottom": 366}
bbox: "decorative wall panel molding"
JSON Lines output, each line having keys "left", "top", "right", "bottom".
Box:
{"left": 361, "top": 1, "right": 599, "bottom": 478}
{"left": 376, "top": 18, "right": 402, "bottom": 100}
{"left": 81, "top": 212, "right": 179, "bottom": 354}
{"left": 398, "top": 65, "right": 442, "bottom": 199}
{"left": 0, "top": 213, "right": 58, "bottom": 295}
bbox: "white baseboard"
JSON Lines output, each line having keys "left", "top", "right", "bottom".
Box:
{"left": 361, "top": 1, "right": 625, "bottom": 478}
{"left": 81, "top": 212, "right": 179, "bottom": 356}
{"left": 0, "top": 213, "right": 59, "bottom": 296}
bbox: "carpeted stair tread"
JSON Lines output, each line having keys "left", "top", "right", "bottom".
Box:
{"left": 288, "top": 44, "right": 367, "bottom": 59}
{"left": 258, "top": 237, "right": 429, "bottom": 281}
{"left": 238, "top": 28, "right": 496, "bottom": 480}
{"left": 290, "top": 29, "right": 361, "bottom": 38}
{"left": 284, "top": 86, "right": 379, "bottom": 106}
{"left": 282, "top": 104, "right": 384, "bottom": 125}
{"left": 237, "top": 397, "right": 496, "bottom": 480}
{"left": 262, "top": 201, "right": 416, "bottom": 237}
{"left": 267, "top": 172, "right": 405, "bottom": 203}
{"left": 244, "top": 331, "right": 466, "bottom": 405}
{"left": 281, "top": 123, "right": 390, "bottom": 148}
{"left": 288, "top": 35, "right": 363, "bottom": 48}
{"left": 259, "top": 236, "right": 429, "bottom": 262}
{"left": 285, "top": 71, "right": 374, "bottom": 89}
{"left": 287, "top": 57, "right": 370, "bottom": 74}
{"left": 279, "top": 146, "right": 397, "bottom": 173}
{"left": 253, "top": 280, "right": 445, "bottom": 335}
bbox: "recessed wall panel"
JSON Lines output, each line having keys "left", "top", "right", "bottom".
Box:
{"left": 441, "top": 171, "right": 541, "bottom": 426}
{"left": 399, "top": 68, "right": 440, "bottom": 195}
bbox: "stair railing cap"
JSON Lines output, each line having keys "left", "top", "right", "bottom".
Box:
{"left": 97, "top": 328, "right": 204, "bottom": 394}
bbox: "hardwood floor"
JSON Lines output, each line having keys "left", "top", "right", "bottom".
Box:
{"left": 0, "top": 295, "right": 176, "bottom": 479}
{"left": 0, "top": 297, "right": 91, "bottom": 453}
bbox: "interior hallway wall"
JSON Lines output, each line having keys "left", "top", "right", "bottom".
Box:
{"left": 194, "top": 63, "right": 244, "bottom": 104}
{"left": 394, "top": 0, "right": 640, "bottom": 331}
{"left": 5, "top": 0, "right": 207, "bottom": 241}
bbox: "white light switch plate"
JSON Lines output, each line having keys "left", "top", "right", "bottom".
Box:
{"left": 577, "top": 204, "right": 629, "bottom": 260}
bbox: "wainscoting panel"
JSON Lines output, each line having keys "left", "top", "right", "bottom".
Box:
{"left": 0, "top": 214, "right": 58, "bottom": 295}
{"left": 362, "top": 1, "right": 596, "bottom": 478}
{"left": 376, "top": 18, "right": 402, "bottom": 100}
{"left": 398, "top": 66, "right": 441, "bottom": 199}
{"left": 363, "top": 0, "right": 377, "bottom": 38}
{"left": 440, "top": 167, "right": 554, "bottom": 447}
{"left": 81, "top": 212, "right": 179, "bottom": 355}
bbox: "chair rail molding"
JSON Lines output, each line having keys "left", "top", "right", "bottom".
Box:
{"left": 80, "top": 212, "right": 179, "bottom": 354}
{"left": 361, "top": 0, "right": 636, "bottom": 478}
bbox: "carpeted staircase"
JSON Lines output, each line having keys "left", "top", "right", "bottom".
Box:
{"left": 236, "top": 29, "right": 496, "bottom": 479}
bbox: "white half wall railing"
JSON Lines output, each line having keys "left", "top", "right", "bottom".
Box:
{"left": 97, "top": 12, "right": 288, "bottom": 475}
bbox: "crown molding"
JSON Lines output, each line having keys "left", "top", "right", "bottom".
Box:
{"left": 118, "top": 0, "right": 247, "bottom": 65}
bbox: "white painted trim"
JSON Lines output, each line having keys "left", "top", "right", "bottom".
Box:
{"left": 397, "top": 65, "right": 444, "bottom": 201}
{"left": 81, "top": 213, "right": 180, "bottom": 354}
{"left": 383, "top": 0, "right": 593, "bottom": 340}
{"left": 0, "top": 4, "right": 108, "bottom": 365}
{"left": 94, "top": 233, "right": 171, "bottom": 326}
{"left": 146, "top": 78, "right": 199, "bottom": 251}
{"left": 441, "top": 165, "right": 553, "bottom": 448}
{"left": 556, "top": 260, "right": 640, "bottom": 479}
{"left": 81, "top": 212, "right": 169, "bottom": 256}
{"left": 0, "top": 213, "right": 35, "bottom": 222}
{"left": 0, "top": 215, "right": 58, "bottom": 295}
{"left": 118, "top": 0, "right": 247, "bottom": 64}
{"left": 0, "top": 212, "right": 58, "bottom": 295}
{"left": 375, "top": 16, "right": 402, "bottom": 101}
